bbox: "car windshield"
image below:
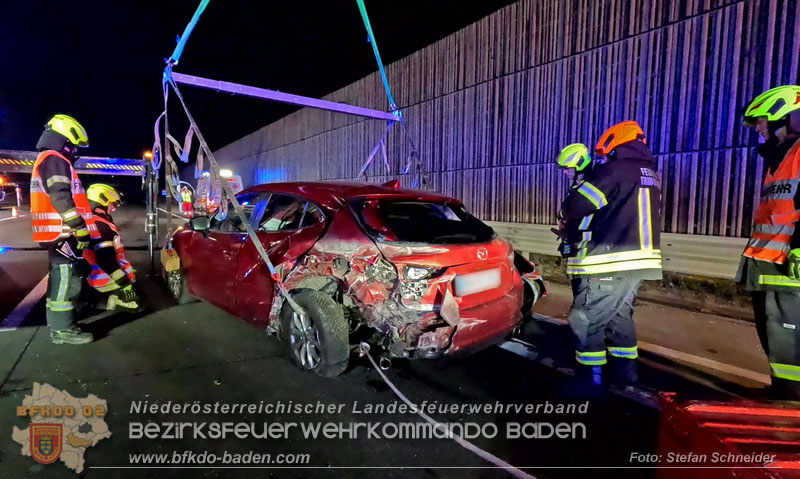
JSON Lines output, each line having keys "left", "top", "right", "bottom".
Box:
{"left": 350, "top": 198, "right": 495, "bottom": 244}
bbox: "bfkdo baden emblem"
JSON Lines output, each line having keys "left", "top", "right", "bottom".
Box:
{"left": 30, "top": 423, "right": 63, "bottom": 464}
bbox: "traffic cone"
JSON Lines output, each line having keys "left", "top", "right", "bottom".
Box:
{"left": 11, "top": 206, "right": 18, "bottom": 217}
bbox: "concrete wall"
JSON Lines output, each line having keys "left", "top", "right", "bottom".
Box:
{"left": 215, "top": 0, "right": 800, "bottom": 237}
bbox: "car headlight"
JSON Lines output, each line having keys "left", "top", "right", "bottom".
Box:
{"left": 403, "top": 265, "right": 440, "bottom": 280}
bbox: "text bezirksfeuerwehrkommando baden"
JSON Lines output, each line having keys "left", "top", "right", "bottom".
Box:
{"left": 130, "top": 400, "right": 589, "bottom": 416}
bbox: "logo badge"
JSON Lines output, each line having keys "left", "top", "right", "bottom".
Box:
{"left": 30, "top": 424, "right": 62, "bottom": 464}
{"left": 477, "top": 247, "right": 489, "bottom": 260}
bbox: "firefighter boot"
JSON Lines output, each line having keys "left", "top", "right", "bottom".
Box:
{"left": 50, "top": 326, "right": 94, "bottom": 345}
{"left": 610, "top": 358, "right": 638, "bottom": 388}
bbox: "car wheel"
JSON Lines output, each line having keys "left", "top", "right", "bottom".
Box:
{"left": 166, "top": 268, "right": 196, "bottom": 305}
{"left": 281, "top": 290, "right": 349, "bottom": 377}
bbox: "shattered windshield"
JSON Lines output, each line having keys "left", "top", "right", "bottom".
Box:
{"left": 350, "top": 198, "right": 495, "bottom": 244}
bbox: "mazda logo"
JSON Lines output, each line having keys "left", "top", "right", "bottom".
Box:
{"left": 477, "top": 248, "right": 488, "bottom": 260}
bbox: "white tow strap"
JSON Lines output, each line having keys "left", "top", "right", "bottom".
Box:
{"left": 359, "top": 344, "right": 537, "bottom": 479}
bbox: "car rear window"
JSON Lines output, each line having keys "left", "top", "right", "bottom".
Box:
{"left": 350, "top": 198, "right": 495, "bottom": 244}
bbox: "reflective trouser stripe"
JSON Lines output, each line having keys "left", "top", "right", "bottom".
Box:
{"left": 579, "top": 214, "right": 593, "bottom": 230}
{"left": 576, "top": 350, "right": 607, "bottom": 365}
{"left": 94, "top": 283, "right": 120, "bottom": 292}
{"left": 110, "top": 269, "right": 126, "bottom": 281}
{"left": 93, "top": 241, "right": 115, "bottom": 250}
{"left": 608, "top": 345, "right": 639, "bottom": 359}
{"left": 46, "top": 299, "right": 74, "bottom": 312}
{"left": 56, "top": 265, "right": 69, "bottom": 302}
{"left": 771, "top": 363, "right": 800, "bottom": 382}
{"left": 758, "top": 275, "right": 800, "bottom": 288}
{"left": 567, "top": 258, "right": 662, "bottom": 275}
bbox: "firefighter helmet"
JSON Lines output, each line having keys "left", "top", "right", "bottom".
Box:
{"left": 595, "top": 121, "right": 646, "bottom": 156}
{"left": 743, "top": 85, "right": 800, "bottom": 126}
{"left": 87, "top": 183, "right": 121, "bottom": 208}
{"left": 45, "top": 114, "right": 89, "bottom": 147}
{"left": 556, "top": 143, "right": 591, "bottom": 171}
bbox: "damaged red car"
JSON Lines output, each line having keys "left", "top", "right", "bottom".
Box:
{"left": 163, "top": 181, "right": 545, "bottom": 376}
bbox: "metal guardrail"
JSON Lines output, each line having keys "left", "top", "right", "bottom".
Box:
{"left": 486, "top": 221, "right": 748, "bottom": 280}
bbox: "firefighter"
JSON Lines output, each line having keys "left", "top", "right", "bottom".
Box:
{"left": 736, "top": 85, "right": 800, "bottom": 399}
{"left": 180, "top": 186, "right": 193, "bottom": 218}
{"left": 553, "top": 143, "right": 592, "bottom": 258}
{"left": 30, "top": 114, "right": 99, "bottom": 345}
{"left": 559, "top": 121, "right": 662, "bottom": 390}
{"left": 83, "top": 183, "right": 140, "bottom": 312}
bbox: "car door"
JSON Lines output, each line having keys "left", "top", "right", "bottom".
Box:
{"left": 235, "top": 193, "right": 327, "bottom": 323}
{"left": 184, "top": 191, "right": 263, "bottom": 314}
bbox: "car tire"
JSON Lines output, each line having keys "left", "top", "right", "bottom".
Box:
{"left": 281, "top": 290, "right": 349, "bottom": 377}
{"left": 166, "top": 268, "right": 196, "bottom": 305}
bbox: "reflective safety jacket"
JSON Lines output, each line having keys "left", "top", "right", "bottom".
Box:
{"left": 30, "top": 150, "right": 99, "bottom": 243}
{"left": 82, "top": 210, "right": 135, "bottom": 292}
{"left": 560, "top": 141, "right": 662, "bottom": 279}
{"left": 181, "top": 190, "right": 192, "bottom": 203}
{"left": 737, "top": 137, "right": 800, "bottom": 291}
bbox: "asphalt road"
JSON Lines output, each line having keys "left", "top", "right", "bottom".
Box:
{"left": 0, "top": 204, "right": 735, "bottom": 478}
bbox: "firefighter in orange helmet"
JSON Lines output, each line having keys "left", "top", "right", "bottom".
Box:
{"left": 559, "top": 121, "right": 662, "bottom": 393}
{"left": 736, "top": 85, "right": 800, "bottom": 399}
{"left": 30, "top": 114, "right": 98, "bottom": 345}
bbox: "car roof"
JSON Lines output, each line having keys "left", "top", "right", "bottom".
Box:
{"left": 240, "top": 181, "right": 460, "bottom": 209}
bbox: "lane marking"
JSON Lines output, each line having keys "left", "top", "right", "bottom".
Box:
{"left": 158, "top": 208, "right": 189, "bottom": 221}
{"left": 0, "top": 274, "right": 48, "bottom": 331}
{"left": 0, "top": 214, "right": 26, "bottom": 222}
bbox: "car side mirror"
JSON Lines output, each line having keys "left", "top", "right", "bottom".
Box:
{"left": 190, "top": 216, "right": 211, "bottom": 236}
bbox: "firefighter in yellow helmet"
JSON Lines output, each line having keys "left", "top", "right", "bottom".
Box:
{"left": 30, "top": 114, "right": 98, "bottom": 345}
{"left": 553, "top": 143, "right": 592, "bottom": 257}
{"left": 558, "top": 122, "right": 662, "bottom": 393}
{"left": 83, "top": 184, "right": 141, "bottom": 312}
{"left": 736, "top": 85, "right": 800, "bottom": 399}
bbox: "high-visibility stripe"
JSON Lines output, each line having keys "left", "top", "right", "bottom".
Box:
{"left": 755, "top": 224, "right": 795, "bottom": 235}
{"left": 771, "top": 363, "right": 800, "bottom": 381}
{"left": 110, "top": 269, "right": 126, "bottom": 281}
{"left": 772, "top": 209, "right": 800, "bottom": 225}
{"left": 578, "top": 214, "right": 593, "bottom": 230}
{"left": 576, "top": 350, "right": 607, "bottom": 365}
{"left": 31, "top": 212, "right": 62, "bottom": 221}
{"left": 609, "top": 345, "right": 639, "bottom": 359}
{"left": 751, "top": 232, "right": 793, "bottom": 244}
{"left": 46, "top": 299, "right": 74, "bottom": 312}
{"left": 568, "top": 249, "right": 662, "bottom": 266}
{"left": 32, "top": 225, "right": 68, "bottom": 233}
{"left": 577, "top": 182, "right": 608, "bottom": 209}
{"left": 93, "top": 241, "right": 115, "bottom": 250}
{"left": 56, "top": 265, "right": 69, "bottom": 302}
{"left": 758, "top": 275, "right": 800, "bottom": 288}
{"left": 46, "top": 175, "right": 71, "bottom": 187}
{"left": 568, "top": 258, "right": 663, "bottom": 275}
{"left": 94, "top": 283, "right": 120, "bottom": 292}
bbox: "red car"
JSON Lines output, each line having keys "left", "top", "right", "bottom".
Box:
{"left": 163, "top": 181, "right": 545, "bottom": 376}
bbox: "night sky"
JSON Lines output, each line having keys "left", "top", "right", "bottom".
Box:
{"left": 0, "top": 0, "right": 515, "bottom": 159}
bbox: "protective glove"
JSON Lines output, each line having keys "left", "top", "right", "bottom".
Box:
{"left": 120, "top": 284, "right": 138, "bottom": 303}
{"left": 74, "top": 228, "right": 90, "bottom": 250}
{"left": 788, "top": 249, "right": 800, "bottom": 280}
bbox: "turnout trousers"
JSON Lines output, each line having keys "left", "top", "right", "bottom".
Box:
{"left": 752, "top": 290, "right": 800, "bottom": 382}
{"left": 45, "top": 244, "right": 84, "bottom": 330}
{"left": 567, "top": 273, "right": 641, "bottom": 366}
